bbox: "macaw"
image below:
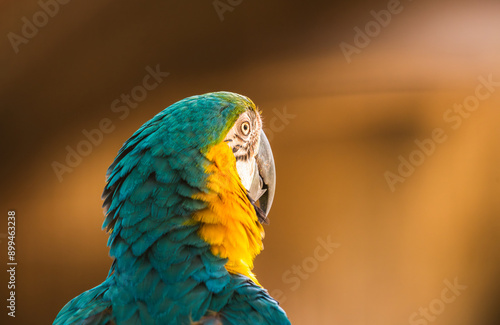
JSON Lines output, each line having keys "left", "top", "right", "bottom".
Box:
{"left": 54, "top": 92, "right": 290, "bottom": 325}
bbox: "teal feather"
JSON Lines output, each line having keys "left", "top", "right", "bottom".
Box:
{"left": 54, "top": 92, "right": 290, "bottom": 325}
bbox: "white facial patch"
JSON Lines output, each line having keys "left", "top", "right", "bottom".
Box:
{"left": 223, "top": 109, "right": 262, "bottom": 191}
{"left": 235, "top": 157, "right": 256, "bottom": 191}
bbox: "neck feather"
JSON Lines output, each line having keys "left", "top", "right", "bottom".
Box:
{"left": 192, "top": 142, "right": 264, "bottom": 285}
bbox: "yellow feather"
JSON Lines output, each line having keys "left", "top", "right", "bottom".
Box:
{"left": 192, "top": 143, "right": 264, "bottom": 285}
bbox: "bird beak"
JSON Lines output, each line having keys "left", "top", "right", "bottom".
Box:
{"left": 249, "top": 130, "right": 276, "bottom": 219}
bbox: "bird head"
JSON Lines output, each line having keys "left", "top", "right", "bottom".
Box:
{"left": 102, "top": 91, "right": 276, "bottom": 284}
{"left": 223, "top": 101, "right": 276, "bottom": 222}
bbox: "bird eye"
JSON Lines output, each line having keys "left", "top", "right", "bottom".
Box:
{"left": 241, "top": 121, "right": 251, "bottom": 136}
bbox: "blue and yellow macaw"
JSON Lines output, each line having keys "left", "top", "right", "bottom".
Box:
{"left": 54, "top": 92, "right": 290, "bottom": 324}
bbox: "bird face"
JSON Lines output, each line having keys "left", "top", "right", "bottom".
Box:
{"left": 224, "top": 109, "right": 276, "bottom": 219}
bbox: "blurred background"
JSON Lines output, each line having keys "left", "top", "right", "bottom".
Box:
{"left": 1, "top": 0, "right": 500, "bottom": 324}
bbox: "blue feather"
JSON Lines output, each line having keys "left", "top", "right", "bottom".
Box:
{"left": 54, "top": 92, "right": 290, "bottom": 325}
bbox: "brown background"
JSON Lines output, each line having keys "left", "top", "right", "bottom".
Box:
{"left": 1, "top": 0, "right": 500, "bottom": 324}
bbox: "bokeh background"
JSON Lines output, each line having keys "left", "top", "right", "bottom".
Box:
{"left": 2, "top": 0, "right": 500, "bottom": 324}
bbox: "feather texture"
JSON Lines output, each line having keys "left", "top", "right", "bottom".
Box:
{"left": 54, "top": 92, "right": 290, "bottom": 325}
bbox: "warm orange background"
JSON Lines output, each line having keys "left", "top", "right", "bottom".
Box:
{"left": 2, "top": 0, "right": 500, "bottom": 324}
